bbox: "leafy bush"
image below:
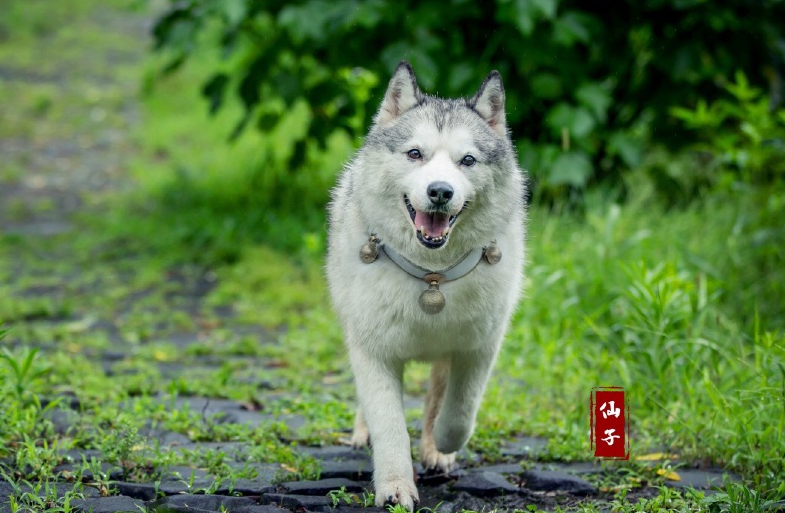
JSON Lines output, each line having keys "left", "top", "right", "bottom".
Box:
{"left": 665, "top": 72, "right": 785, "bottom": 326}
{"left": 152, "top": 0, "right": 785, "bottom": 204}
{"left": 671, "top": 71, "right": 785, "bottom": 189}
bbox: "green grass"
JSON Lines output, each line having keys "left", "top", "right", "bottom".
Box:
{"left": 0, "top": 1, "right": 783, "bottom": 512}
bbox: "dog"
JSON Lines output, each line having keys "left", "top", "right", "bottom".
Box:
{"left": 326, "top": 61, "right": 526, "bottom": 510}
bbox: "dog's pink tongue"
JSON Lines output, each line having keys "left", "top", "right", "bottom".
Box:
{"left": 414, "top": 210, "right": 449, "bottom": 237}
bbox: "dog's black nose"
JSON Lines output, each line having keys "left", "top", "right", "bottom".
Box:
{"left": 427, "top": 181, "right": 454, "bottom": 205}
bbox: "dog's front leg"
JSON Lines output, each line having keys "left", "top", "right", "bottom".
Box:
{"left": 349, "top": 347, "right": 418, "bottom": 510}
{"left": 433, "top": 349, "right": 497, "bottom": 454}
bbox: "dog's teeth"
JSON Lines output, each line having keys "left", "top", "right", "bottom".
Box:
{"left": 442, "top": 227, "right": 450, "bottom": 236}
{"left": 420, "top": 226, "right": 426, "bottom": 237}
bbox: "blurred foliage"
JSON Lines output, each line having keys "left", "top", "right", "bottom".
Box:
{"left": 151, "top": 0, "right": 785, "bottom": 204}
{"left": 670, "top": 71, "right": 785, "bottom": 189}
{"left": 669, "top": 72, "right": 785, "bottom": 324}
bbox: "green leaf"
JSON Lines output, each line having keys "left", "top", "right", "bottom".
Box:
{"left": 531, "top": 73, "right": 562, "bottom": 100}
{"left": 546, "top": 103, "right": 595, "bottom": 139}
{"left": 608, "top": 132, "right": 642, "bottom": 167}
{"left": 152, "top": 6, "right": 197, "bottom": 51}
{"left": 343, "top": 0, "right": 385, "bottom": 29}
{"left": 518, "top": 140, "right": 559, "bottom": 176}
{"left": 575, "top": 82, "right": 611, "bottom": 123}
{"left": 552, "top": 11, "right": 591, "bottom": 46}
{"left": 448, "top": 63, "right": 475, "bottom": 92}
{"left": 219, "top": 0, "right": 247, "bottom": 26}
{"left": 548, "top": 151, "right": 592, "bottom": 187}
{"left": 381, "top": 42, "right": 439, "bottom": 91}
{"left": 507, "top": 0, "right": 556, "bottom": 36}
{"left": 278, "top": 0, "right": 349, "bottom": 45}
{"left": 726, "top": 70, "right": 760, "bottom": 103}
{"left": 201, "top": 73, "right": 230, "bottom": 115}
{"left": 533, "top": 0, "right": 558, "bottom": 19}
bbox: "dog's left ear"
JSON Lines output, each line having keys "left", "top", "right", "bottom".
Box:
{"left": 470, "top": 71, "right": 506, "bottom": 136}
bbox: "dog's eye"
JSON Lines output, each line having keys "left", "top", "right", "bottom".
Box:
{"left": 461, "top": 155, "right": 476, "bottom": 167}
{"left": 407, "top": 149, "right": 422, "bottom": 160}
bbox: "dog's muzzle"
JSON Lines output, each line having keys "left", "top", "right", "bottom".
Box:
{"left": 404, "top": 193, "right": 463, "bottom": 249}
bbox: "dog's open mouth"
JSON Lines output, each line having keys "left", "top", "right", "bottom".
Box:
{"left": 404, "top": 195, "right": 462, "bottom": 249}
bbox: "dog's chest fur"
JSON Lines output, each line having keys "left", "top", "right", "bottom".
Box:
{"left": 327, "top": 201, "right": 524, "bottom": 361}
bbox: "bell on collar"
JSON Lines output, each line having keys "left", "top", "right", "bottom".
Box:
{"left": 419, "top": 273, "right": 446, "bottom": 314}
{"left": 360, "top": 235, "right": 380, "bottom": 263}
{"left": 483, "top": 241, "right": 502, "bottom": 265}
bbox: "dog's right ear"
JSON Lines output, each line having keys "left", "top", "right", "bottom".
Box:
{"left": 374, "top": 61, "right": 422, "bottom": 126}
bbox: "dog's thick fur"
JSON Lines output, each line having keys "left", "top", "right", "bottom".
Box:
{"left": 327, "top": 62, "right": 526, "bottom": 510}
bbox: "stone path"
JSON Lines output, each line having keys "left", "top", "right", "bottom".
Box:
{"left": 12, "top": 380, "right": 735, "bottom": 513}
{"left": 4, "top": 384, "right": 738, "bottom": 513}
{"left": 0, "top": 3, "right": 742, "bottom": 513}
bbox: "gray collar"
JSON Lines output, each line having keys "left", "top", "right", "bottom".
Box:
{"left": 381, "top": 244, "right": 486, "bottom": 282}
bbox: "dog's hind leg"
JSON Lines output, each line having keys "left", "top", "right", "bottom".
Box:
{"left": 350, "top": 404, "right": 370, "bottom": 448}
{"left": 419, "top": 360, "right": 456, "bottom": 473}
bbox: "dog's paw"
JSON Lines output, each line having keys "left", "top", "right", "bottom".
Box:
{"left": 420, "top": 442, "right": 456, "bottom": 474}
{"left": 374, "top": 478, "right": 419, "bottom": 511}
{"left": 349, "top": 426, "right": 370, "bottom": 449}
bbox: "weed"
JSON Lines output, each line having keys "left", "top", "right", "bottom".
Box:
{"left": 0, "top": 346, "right": 50, "bottom": 405}
{"left": 702, "top": 481, "right": 785, "bottom": 513}
{"left": 328, "top": 486, "right": 375, "bottom": 508}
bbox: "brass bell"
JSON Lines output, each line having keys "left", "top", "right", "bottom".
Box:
{"left": 483, "top": 241, "right": 502, "bottom": 265}
{"left": 419, "top": 280, "right": 446, "bottom": 314}
{"left": 359, "top": 236, "right": 379, "bottom": 263}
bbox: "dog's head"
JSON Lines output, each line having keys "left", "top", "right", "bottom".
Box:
{"left": 358, "top": 61, "right": 523, "bottom": 259}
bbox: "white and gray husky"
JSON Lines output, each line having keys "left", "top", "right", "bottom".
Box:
{"left": 327, "top": 61, "right": 526, "bottom": 509}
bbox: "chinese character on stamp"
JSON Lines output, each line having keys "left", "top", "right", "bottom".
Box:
{"left": 591, "top": 387, "right": 629, "bottom": 459}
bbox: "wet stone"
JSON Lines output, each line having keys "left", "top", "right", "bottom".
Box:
{"left": 101, "top": 350, "right": 127, "bottom": 361}
{"left": 451, "top": 471, "right": 519, "bottom": 497}
{"left": 554, "top": 462, "right": 602, "bottom": 474}
{"left": 329, "top": 507, "right": 380, "bottom": 513}
{"left": 665, "top": 469, "right": 740, "bottom": 490}
{"left": 170, "top": 441, "right": 249, "bottom": 460}
{"left": 469, "top": 463, "right": 525, "bottom": 475}
{"left": 297, "top": 445, "right": 363, "bottom": 461}
{"left": 111, "top": 482, "right": 160, "bottom": 501}
{"left": 521, "top": 470, "right": 597, "bottom": 496}
{"left": 262, "top": 493, "right": 332, "bottom": 512}
{"left": 76, "top": 487, "right": 103, "bottom": 498}
{"left": 158, "top": 479, "right": 218, "bottom": 496}
{"left": 150, "top": 494, "right": 260, "bottom": 512}
{"left": 45, "top": 408, "right": 81, "bottom": 435}
{"left": 279, "top": 477, "right": 364, "bottom": 495}
{"left": 433, "top": 501, "right": 457, "bottom": 513}
{"left": 213, "top": 476, "right": 276, "bottom": 496}
{"left": 225, "top": 462, "right": 279, "bottom": 478}
{"left": 315, "top": 459, "right": 372, "bottom": 480}
{"left": 417, "top": 468, "right": 468, "bottom": 486}
{"left": 161, "top": 466, "right": 211, "bottom": 482}
{"left": 60, "top": 448, "right": 104, "bottom": 462}
{"left": 167, "top": 397, "right": 272, "bottom": 427}
{"left": 71, "top": 495, "right": 145, "bottom": 513}
{"left": 54, "top": 460, "right": 118, "bottom": 481}
{"left": 156, "top": 430, "right": 193, "bottom": 447}
{"left": 500, "top": 436, "right": 548, "bottom": 458}
{"left": 447, "top": 492, "right": 544, "bottom": 513}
